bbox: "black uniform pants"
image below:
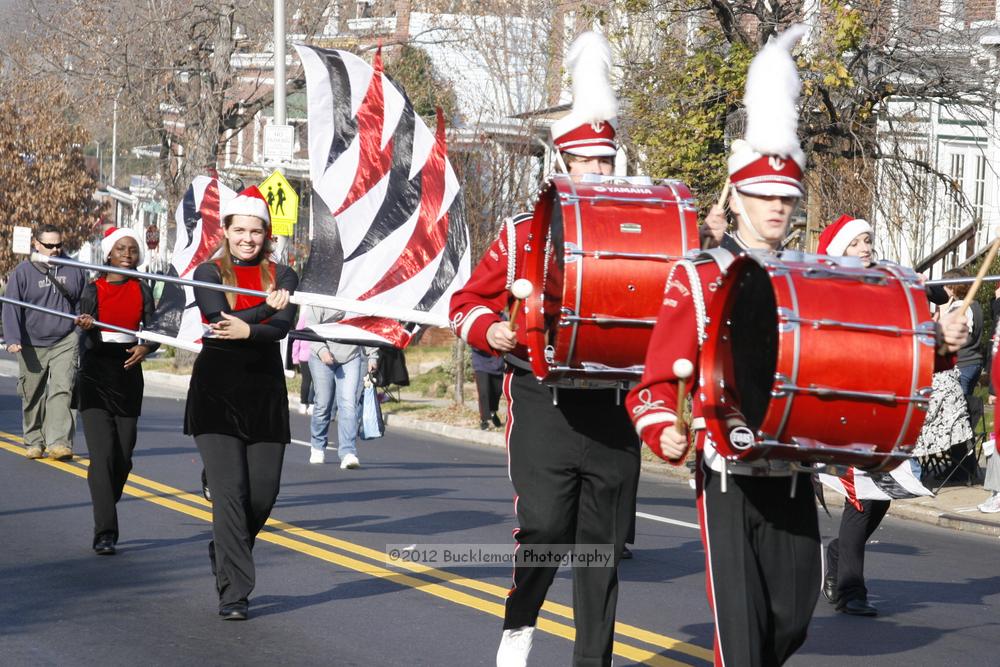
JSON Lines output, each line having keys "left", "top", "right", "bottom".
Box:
{"left": 502, "top": 369, "right": 640, "bottom": 667}
{"left": 195, "top": 434, "right": 285, "bottom": 608}
{"left": 826, "top": 498, "right": 890, "bottom": 605}
{"left": 82, "top": 409, "right": 138, "bottom": 546}
{"left": 697, "top": 463, "right": 820, "bottom": 667}
{"left": 474, "top": 371, "right": 501, "bottom": 421}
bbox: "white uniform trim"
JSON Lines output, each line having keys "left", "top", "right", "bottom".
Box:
{"left": 100, "top": 331, "right": 138, "bottom": 344}
{"left": 635, "top": 411, "right": 676, "bottom": 437}
{"left": 458, "top": 306, "right": 493, "bottom": 343}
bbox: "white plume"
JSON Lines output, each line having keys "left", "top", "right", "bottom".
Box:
{"left": 743, "top": 24, "right": 807, "bottom": 158}
{"left": 566, "top": 31, "right": 617, "bottom": 124}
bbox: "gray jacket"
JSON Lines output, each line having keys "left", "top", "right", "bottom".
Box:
{"left": 304, "top": 306, "right": 378, "bottom": 365}
{"left": 2, "top": 259, "right": 86, "bottom": 347}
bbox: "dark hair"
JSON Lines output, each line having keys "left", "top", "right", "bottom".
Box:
{"left": 35, "top": 223, "right": 62, "bottom": 238}
{"left": 943, "top": 268, "right": 969, "bottom": 299}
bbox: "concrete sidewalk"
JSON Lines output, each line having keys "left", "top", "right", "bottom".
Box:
{"left": 1, "top": 356, "right": 998, "bottom": 538}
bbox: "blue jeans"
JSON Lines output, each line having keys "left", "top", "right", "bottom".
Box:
{"left": 957, "top": 364, "right": 982, "bottom": 399}
{"left": 308, "top": 354, "right": 363, "bottom": 460}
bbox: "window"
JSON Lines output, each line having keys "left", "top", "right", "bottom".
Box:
{"left": 973, "top": 154, "right": 986, "bottom": 222}
{"left": 947, "top": 152, "right": 966, "bottom": 234}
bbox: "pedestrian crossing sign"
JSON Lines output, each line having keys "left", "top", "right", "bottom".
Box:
{"left": 259, "top": 170, "right": 299, "bottom": 237}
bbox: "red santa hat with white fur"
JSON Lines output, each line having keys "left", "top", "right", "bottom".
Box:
{"left": 101, "top": 226, "right": 145, "bottom": 265}
{"left": 727, "top": 25, "right": 808, "bottom": 198}
{"left": 817, "top": 214, "right": 873, "bottom": 256}
{"left": 221, "top": 185, "right": 271, "bottom": 225}
{"left": 549, "top": 31, "right": 618, "bottom": 158}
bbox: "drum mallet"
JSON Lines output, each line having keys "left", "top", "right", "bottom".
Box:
{"left": 673, "top": 358, "right": 694, "bottom": 433}
{"left": 508, "top": 279, "right": 534, "bottom": 333}
{"left": 702, "top": 182, "right": 731, "bottom": 250}
{"left": 959, "top": 236, "right": 1000, "bottom": 316}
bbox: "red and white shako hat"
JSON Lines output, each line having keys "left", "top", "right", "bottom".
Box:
{"left": 549, "top": 31, "right": 618, "bottom": 158}
{"left": 728, "top": 25, "right": 808, "bottom": 198}
{"left": 101, "top": 226, "right": 144, "bottom": 265}
{"left": 817, "top": 214, "right": 873, "bottom": 256}
{"left": 221, "top": 185, "right": 271, "bottom": 225}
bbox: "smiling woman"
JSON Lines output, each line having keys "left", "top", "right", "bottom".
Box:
{"left": 74, "top": 226, "right": 158, "bottom": 556}
{"left": 183, "top": 185, "right": 299, "bottom": 621}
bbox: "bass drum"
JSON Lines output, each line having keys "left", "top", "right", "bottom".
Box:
{"left": 521, "top": 174, "right": 700, "bottom": 385}
{"left": 700, "top": 252, "right": 935, "bottom": 471}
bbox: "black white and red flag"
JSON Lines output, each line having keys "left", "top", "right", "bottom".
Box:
{"left": 292, "top": 44, "right": 470, "bottom": 348}
{"left": 146, "top": 175, "right": 236, "bottom": 347}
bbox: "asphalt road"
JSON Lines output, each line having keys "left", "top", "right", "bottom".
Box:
{"left": 0, "top": 374, "right": 998, "bottom": 666}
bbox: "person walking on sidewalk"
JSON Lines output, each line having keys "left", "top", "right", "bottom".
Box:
{"left": 184, "top": 186, "right": 298, "bottom": 621}
{"left": 982, "top": 286, "right": 1000, "bottom": 513}
{"left": 302, "top": 305, "right": 378, "bottom": 467}
{"left": 2, "top": 223, "right": 87, "bottom": 460}
{"left": 471, "top": 346, "right": 503, "bottom": 430}
{"left": 75, "top": 227, "right": 158, "bottom": 556}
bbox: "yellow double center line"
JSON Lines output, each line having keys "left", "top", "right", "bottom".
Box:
{"left": 0, "top": 431, "right": 712, "bottom": 666}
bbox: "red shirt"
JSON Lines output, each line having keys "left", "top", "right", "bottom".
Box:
{"left": 95, "top": 277, "right": 143, "bottom": 332}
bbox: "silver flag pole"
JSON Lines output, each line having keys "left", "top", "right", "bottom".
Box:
{"left": 925, "top": 275, "right": 1000, "bottom": 287}
{"left": 29, "top": 253, "right": 449, "bottom": 327}
{"left": 0, "top": 295, "right": 201, "bottom": 353}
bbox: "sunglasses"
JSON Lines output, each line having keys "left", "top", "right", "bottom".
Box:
{"left": 37, "top": 241, "right": 62, "bottom": 249}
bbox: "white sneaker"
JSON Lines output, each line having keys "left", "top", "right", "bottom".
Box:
{"left": 978, "top": 492, "right": 1000, "bottom": 513}
{"left": 340, "top": 453, "right": 360, "bottom": 470}
{"left": 297, "top": 404, "right": 308, "bottom": 415}
{"left": 496, "top": 626, "right": 534, "bottom": 667}
{"left": 309, "top": 448, "right": 325, "bottom": 464}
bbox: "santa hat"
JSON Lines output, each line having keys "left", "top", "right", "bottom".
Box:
{"left": 221, "top": 185, "right": 271, "bottom": 225}
{"left": 101, "top": 227, "right": 144, "bottom": 265}
{"left": 728, "top": 25, "right": 808, "bottom": 198}
{"left": 549, "top": 31, "right": 618, "bottom": 158}
{"left": 817, "top": 215, "right": 873, "bottom": 256}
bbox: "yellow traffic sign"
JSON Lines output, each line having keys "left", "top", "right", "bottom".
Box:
{"left": 260, "top": 170, "right": 299, "bottom": 237}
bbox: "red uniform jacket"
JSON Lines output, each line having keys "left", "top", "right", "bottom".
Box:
{"left": 449, "top": 213, "right": 532, "bottom": 358}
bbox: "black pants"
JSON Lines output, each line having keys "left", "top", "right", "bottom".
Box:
{"left": 82, "top": 409, "right": 138, "bottom": 546}
{"left": 697, "top": 463, "right": 820, "bottom": 667}
{"left": 299, "top": 361, "right": 313, "bottom": 405}
{"left": 826, "top": 498, "right": 891, "bottom": 605}
{"left": 195, "top": 434, "right": 285, "bottom": 608}
{"left": 502, "top": 370, "right": 640, "bottom": 667}
{"left": 474, "top": 371, "right": 501, "bottom": 422}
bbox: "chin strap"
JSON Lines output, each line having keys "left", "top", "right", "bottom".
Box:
{"left": 730, "top": 189, "right": 770, "bottom": 244}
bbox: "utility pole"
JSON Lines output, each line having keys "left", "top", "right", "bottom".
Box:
{"left": 272, "top": 0, "right": 289, "bottom": 262}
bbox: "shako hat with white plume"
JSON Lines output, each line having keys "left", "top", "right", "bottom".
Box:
{"left": 549, "top": 31, "right": 618, "bottom": 158}
{"left": 728, "top": 25, "right": 808, "bottom": 198}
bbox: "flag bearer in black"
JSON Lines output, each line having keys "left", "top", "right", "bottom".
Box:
{"left": 451, "top": 32, "right": 639, "bottom": 667}
{"left": 76, "top": 227, "right": 158, "bottom": 556}
{"left": 184, "top": 186, "right": 298, "bottom": 621}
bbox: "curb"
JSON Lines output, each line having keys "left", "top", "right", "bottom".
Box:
{"left": 887, "top": 501, "right": 1000, "bottom": 538}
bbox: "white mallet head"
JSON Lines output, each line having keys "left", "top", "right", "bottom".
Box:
{"left": 672, "top": 358, "right": 694, "bottom": 380}
{"left": 511, "top": 278, "right": 534, "bottom": 300}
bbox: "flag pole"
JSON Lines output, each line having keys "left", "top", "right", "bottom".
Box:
{"left": 0, "top": 295, "right": 201, "bottom": 353}
{"left": 29, "top": 253, "right": 448, "bottom": 327}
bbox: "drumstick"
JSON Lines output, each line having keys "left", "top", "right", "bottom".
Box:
{"left": 673, "top": 358, "right": 694, "bottom": 433}
{"left": 716, "top": 180, "right": 731, "bottom": 211}
{"left": 959, "top": 236, "right": 1000, "bottom": 316}
{"left": 508, "top": 279, "right": 534, "bottom": 333}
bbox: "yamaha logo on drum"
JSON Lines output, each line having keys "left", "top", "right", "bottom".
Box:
{"left": 592, "top": 185, "right": 654, "bottom": 194}
{"left": 729, "top": 426, "right": 756, "bottom": 450}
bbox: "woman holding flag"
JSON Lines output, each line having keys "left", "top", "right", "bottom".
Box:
{"left": 184, "top": 185, "right": 298, "bottom": 621}
{"left": 75, "top": 227, "right": 158, "bottom": 556}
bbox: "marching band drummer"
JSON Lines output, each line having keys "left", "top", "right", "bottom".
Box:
{"left": 184, "top": 185, "right": 298, "bottom": 621}
{"left": 450, "top": 32, "right": 639, "bottom": 667}
{"left": 75, "top": 227, "right": 158, "bottom": 556}
{"left": 626, "top": 28, "right": 967, "bottom": 666}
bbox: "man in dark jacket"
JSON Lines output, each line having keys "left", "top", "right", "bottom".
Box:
{"left": 2, "top": 224, "right": 87, "bottom": 460}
